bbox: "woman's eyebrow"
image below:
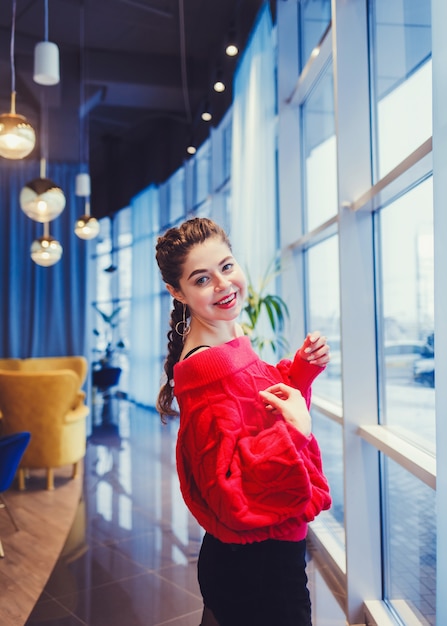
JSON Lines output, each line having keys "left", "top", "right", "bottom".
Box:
{"left": 187, "top": 267, "right": 207, "bottom": 280}
{"left": 187, "top": 256, "right": 233, "bottom": 280}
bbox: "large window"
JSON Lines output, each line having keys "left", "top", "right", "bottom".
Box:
{"left": 302, "top": 63, "right": 337, "bottom": 232}
{"left": 382, "top": 457, "right": 436, "bottom": 625}
{"left": 93, "top": 210, "right": 132, "bottom": 395}
{"left": 298, "top": 0, "right": 331, "bottom": 69}
{"left": 375, "top": 178, "right": 435, "bottom": 453}
{"left": 306, "top": 236, "right": 341, "bottom": 405}
{"left": 278, "top": 0, "right": 441, "bottom": 623}
{"left": 369, "top": 0, "right": 432, "bottom": 179}
{"left": 312, "top": 410, "right": 344, "bottom": 547}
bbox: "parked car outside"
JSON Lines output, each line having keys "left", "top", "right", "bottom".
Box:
{"left": 326, "top": 338, "right": 433, "bottom": 383}
{"left": 413, "top": 357, "right": 435, "bottom": 387}
{"left": 383, "top": 340, "right": 433, "bottom": 382}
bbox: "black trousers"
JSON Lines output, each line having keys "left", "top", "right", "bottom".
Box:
{"left": 198, "top": 533, "right": 312, "bottom": 626}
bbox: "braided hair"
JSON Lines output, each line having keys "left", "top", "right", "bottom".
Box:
{"left": 155, "top": 218, "right": 231, "bottom": 420}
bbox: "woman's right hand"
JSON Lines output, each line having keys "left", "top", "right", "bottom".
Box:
{"left": 259, "top": 383, "right": 312, "bottom": 437}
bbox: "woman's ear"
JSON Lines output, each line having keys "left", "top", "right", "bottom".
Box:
{"left": 166, "top": 284, "right": 185, "bottom": 303}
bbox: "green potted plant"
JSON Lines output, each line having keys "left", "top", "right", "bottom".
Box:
{"left": 240, "top": 256, "right": 289, "bottom": 357}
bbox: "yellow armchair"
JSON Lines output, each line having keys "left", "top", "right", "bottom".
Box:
{"left": 0, "top": 369, "right": 89, "bottom": 490}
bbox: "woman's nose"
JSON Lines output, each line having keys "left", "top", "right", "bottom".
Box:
{"left": 214, "top": 274, "right": 231, "bottom": 291}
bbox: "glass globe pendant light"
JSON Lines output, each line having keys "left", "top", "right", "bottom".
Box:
{"left": 31, "top": 221, "right": 62, "bottom": 267}
{"left": 74, "top": 197, "right": 100, "bottom": 240}
{"left": 0, "top": 0, "right": 36, "bottom": 159}
{"left": 20, "top": 158, "right": 66, "bottom": 222}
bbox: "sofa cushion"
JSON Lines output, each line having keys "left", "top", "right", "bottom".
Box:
{"left": 0, "top": 358, "right": 21, "bottom": 370}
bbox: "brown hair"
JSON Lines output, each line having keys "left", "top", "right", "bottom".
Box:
{"left": 155, "top": 217, "right": 231, "bottom": 420}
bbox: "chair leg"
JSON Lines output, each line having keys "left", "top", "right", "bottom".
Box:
{"left": 46, "top": 468, "right": 54, "bottom": 491}
{"left": 0, "top": 494, "right": 20, "bottom": 531}
{"left": 18, "top": 468, "right": 26, "bottom": 491}
{"left": 72, "top": 461, "right": 80, "bottom": 479}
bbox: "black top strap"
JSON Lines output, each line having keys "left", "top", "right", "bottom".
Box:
{"left": 183, "top": 345, "right": 210, "bottom": 360}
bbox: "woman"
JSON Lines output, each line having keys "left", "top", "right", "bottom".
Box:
{"left": 155, "top": 217, "right": 331, "bottom": 626}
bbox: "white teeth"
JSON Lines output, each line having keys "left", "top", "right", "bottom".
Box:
{"left": 218, "top": 293, "right": 234, "bottom": 305}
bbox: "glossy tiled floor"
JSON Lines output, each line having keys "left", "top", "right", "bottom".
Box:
{"left": 25, "top": 397, "right": 207, "bottom": 626}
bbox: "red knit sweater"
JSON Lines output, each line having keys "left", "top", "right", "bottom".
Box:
{"left": 173, "top": 336, "right": 331, "bottom": 544}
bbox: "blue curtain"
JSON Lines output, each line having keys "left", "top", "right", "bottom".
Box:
{"left": 230, "top": 3, "right": 277, "bottom": 362}
{"left": 0, "top": 159, "right": 88, "bottom": 358}
{"left": 128, "top": 185, "right": 161, "bottom": 407}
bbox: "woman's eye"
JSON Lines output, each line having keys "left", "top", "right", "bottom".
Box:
{"left": 222, "top": 263, "right": 233, "bottom": 272}
{"left": 195, "top": 276, "right": 208, "bottom": 285}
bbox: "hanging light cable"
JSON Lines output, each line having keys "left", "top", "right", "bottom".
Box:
{"left": 33, "top": 0, "right": 60, "bottom": 86}
{"left": 178, "top": 0, "right": 192, "bottom": 124}
{"left": 0, "top": 0, "right": 36, "bottom": 159}
{"left": 74, "top": 0, "right": 99, "bottom": 241}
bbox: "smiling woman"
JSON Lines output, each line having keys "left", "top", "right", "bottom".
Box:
{"left": 154, "top": 217, "right": 331, "bottom": 626}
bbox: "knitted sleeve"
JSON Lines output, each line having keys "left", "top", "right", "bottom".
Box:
{"left": 276, "top": 351, "right": 325, "bottom": 408}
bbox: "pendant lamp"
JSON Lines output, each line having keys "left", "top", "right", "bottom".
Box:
{"left": 0, "top": 0, "right": 36, "bottom": 159}
{"left": 33, "top": 0, "right": 60, "bottom": 86}
{"left": 74, "top": 2, "right": 99, "bottom": 241}
{"left": 20, "top": 158, "right": 66, "bottom": 222}
{"left": 75, "top": 174, "right": 100, "bottom": 241}
{"left": 34, "top": 42, "right": 60, "bottom": 86}
{"left": 31, "top": 222, "right": 63, "bottom": 267}
{"left": 74, "top": 198, "right": 100, "bottom": 240}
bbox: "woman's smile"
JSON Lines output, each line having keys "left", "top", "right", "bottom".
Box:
{"left": 214, "top": 292, "right": 237, "bottom": 308}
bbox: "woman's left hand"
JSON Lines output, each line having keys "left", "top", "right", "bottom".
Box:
{"left": 259, "top": 383, "right": 312, "bottom": 436}
{"left": 298, "top": 331, "right": 330, "bottom": 367}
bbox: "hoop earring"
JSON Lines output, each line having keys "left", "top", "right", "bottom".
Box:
{"left": 175, "top": 303, "right": 190, "bottom": 340}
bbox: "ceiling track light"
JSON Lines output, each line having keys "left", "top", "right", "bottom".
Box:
{"left": 225, "top": 42, "right": 239, "bottom": 57}
{"left": 213, "top": 69, "right": 226, "bottom": 93}
{"left": 201, "top": 100, "right": 212, "bottom": 122}
{"left": 225, "top": 24, "right": 239, "bottom": 57}
{"left": 186, "top": 142, "right": 196, "bottom": 155}
{"left": 0, "top": 0, "right": 36, "bottom": 159}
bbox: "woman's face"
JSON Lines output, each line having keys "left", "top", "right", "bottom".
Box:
{"left": 171, "top": 236, "right": 247, "bottom": 324}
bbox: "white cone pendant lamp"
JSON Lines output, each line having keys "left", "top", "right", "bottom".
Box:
{"left": 34, "top": 41, "right": 60, "bottom": 86}
{"left": 75, "top": 172, "right": 91, "bottom": 197}
{"left": 33, "top": 0, "right": 60, "bottom": 86}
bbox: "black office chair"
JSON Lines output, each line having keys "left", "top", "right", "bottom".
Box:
{"left": 0, "top": 431, "right": 31, "bottom": 557}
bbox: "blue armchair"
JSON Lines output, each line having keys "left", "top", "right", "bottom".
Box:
{"left": 0, "top": 432, "right": 31, "bottom": 557}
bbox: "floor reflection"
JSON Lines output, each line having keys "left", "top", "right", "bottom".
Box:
{"left": 25, "top": 399, "right": 205, "bottom": 626}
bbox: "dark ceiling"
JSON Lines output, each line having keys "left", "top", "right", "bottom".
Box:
{"left": 0, "top": 0, "right": 271, "bottom": 218}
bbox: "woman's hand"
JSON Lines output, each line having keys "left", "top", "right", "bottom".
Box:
{"left": 259, "top": 383, "right": 312, "bottom": 437}
{"left": 298, "top": 331, "right": 330, "bottom": 367}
